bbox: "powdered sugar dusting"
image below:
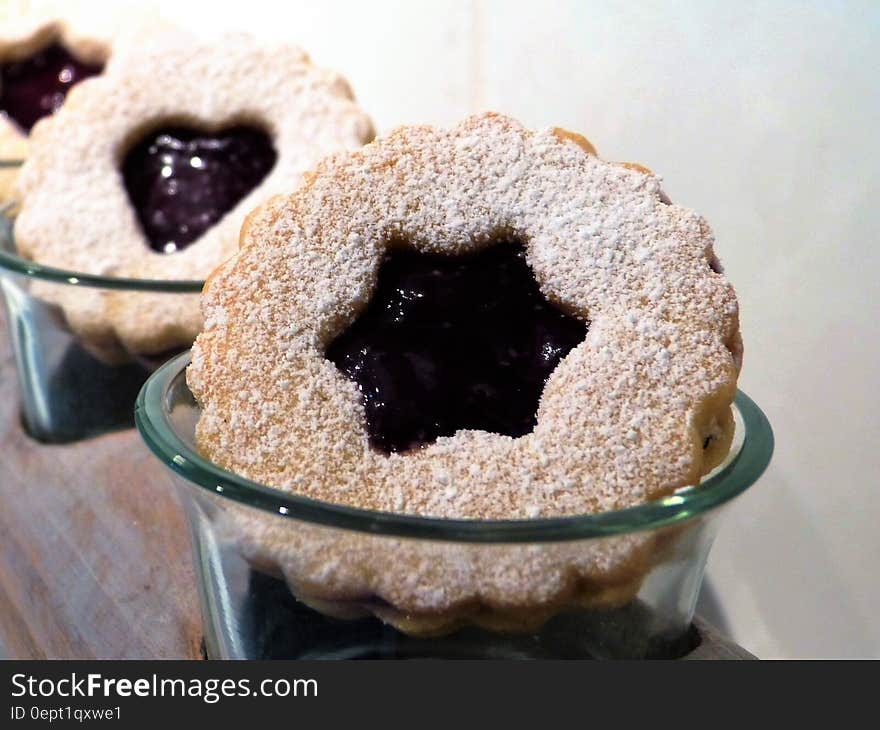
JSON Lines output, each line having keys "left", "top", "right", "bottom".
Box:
{"left": 12, "top": 33, "right": 374, "bottom": 355}
{"left": 191, "top": 112, "right": 739, "bottom": 518}
{"left": 189, "top": 113, "right": 741, "bottom": 627}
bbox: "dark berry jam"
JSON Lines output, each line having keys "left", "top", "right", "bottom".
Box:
{"left": 0, "top": 43, "right": 102, "bottom": 132}
{"left": 326, "top": 243, "right": 589, "bottom": 453}
{"left": 121, "top": 126, "right": 277, "bottom": 254}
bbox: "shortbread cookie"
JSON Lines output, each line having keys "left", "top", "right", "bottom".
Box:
{"left": 13, "top": 33, "right": 374, "bottom": 358}
{"left": 189, "top": 112, "right": 741, "bottom": 633}
{"left": 0, "top": 3, "right": 111, "bottom": 200}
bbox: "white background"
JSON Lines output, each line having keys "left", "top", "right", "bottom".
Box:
{"left": 50, "top": 0, "right": 880, "bottom": 657}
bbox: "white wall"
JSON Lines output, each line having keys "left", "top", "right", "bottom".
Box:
{"left": 71, "top": 0, "right": 880, "bottom": 657}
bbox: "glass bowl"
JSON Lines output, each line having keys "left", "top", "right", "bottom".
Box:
{"left": 136, "top": 351, "right": 773, "bottom": 660}
{"left": 0, "top": 206, "right": 203, "bottom": 442}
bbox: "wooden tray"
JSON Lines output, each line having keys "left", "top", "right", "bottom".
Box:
{"left": 0, "top": 307, "right": 203, "bottom": 659}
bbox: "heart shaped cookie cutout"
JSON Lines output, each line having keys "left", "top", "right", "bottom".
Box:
{"left": 121, "top": 125, "right": 277, "bottom": 254}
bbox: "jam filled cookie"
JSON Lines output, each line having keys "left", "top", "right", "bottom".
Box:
{"left": 188, "top": 112, "right": 741, "bottom": 633}
{"left": 13, "top": 33, "right": 374, "bottom": 359}
{"left": 0, "top": 6, "right": 110, "bottom": 200}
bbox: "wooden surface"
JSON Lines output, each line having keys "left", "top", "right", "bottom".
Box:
{"left": 0, "top": 307, "right": 203, "bottom": 659}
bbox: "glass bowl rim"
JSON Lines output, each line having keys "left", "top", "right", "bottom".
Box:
{"left": 0, "top": 203, "right": 204, "bottom": 292}
{"left": 136, "top": 351, "right": 774, "bottom": 543}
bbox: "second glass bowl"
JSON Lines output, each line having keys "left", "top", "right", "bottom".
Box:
{"left": 0, "top": 207, "right": 204, "bottom": 442}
